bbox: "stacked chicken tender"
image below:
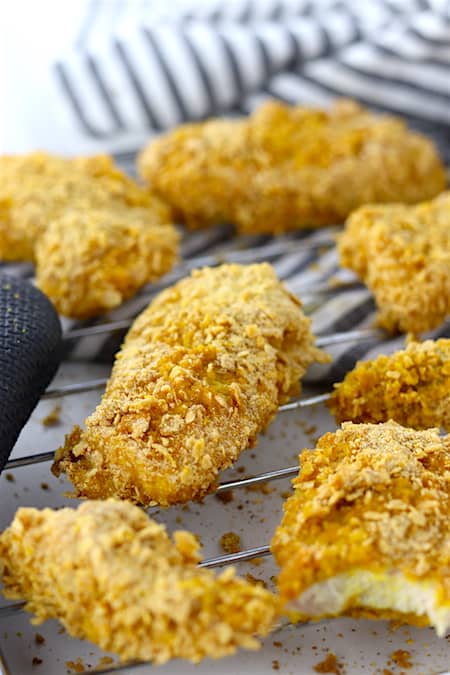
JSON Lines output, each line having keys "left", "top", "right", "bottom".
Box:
{"left": 0, "top": 153, "right": 179, "bottom": 318}
{"left": 1, "top": 100, "right": 450, "bottom": 666}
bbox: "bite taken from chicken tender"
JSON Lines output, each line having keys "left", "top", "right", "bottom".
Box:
{"left": 328, "top": 338, "right": 450, "bottom": 431}
{"left": 53, "top": 263, "right": 328, "bottom": 506}
{"left": 0, "top": 500, "right": 279, "bottom": 664}
{"left": 272, "top": 421, "right": 450, "bottom": 636}
{"left": 138, "top": 99, "right": 446, "bottom": 234}
{"left": 339, "top": 191, "right": 450, "bottom": 334}
{"left": 0, "top": 152, "right": 178, "bottom": 318}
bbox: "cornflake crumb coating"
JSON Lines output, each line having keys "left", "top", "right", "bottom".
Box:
{"left": 53, "top": 263, "right": 327, "bottom": 506}
{"left": 339, "top": 191, "right": 450, "bottom": 334}
{"left": 328, "top": 339, "right": 450, "bottom": 431}
{"left": 0, "top": 152, "right": 178, "bottom": 318}
{"left": 138, "top": 99, "right": 446, "bottom": 234}
{"left": 0, "top": 500, "right": 279, "bottom": 664}
{"left": 272, "top": 421, "right": 450, "bottom": 624}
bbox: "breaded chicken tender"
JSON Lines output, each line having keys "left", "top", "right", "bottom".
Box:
{"left": 0, "top": 500, "right": 279, "bottom": 663}
{"left": 36, "top": 207, "right": 178, "bottom": 319}
{"left": 328, "top": 339, "right": 450, "bottom": 431}
{"left": 138, "top": 100, "right": 446, "bottom": 234}
{"left": 53, "top": 263, "right": 327, "bottom": 506}
{"left": 0, "top": 152, "right": 178, "bottom": 318}
{"left": 271, "top": 421, "right": 450, "bottom": 635}
{"left": 339, "top": 191, "right": 450, "bottom": 334}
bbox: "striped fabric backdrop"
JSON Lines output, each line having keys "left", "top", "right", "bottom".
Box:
{"left": 54, "top": 0, "right": 450, "bottom": 166}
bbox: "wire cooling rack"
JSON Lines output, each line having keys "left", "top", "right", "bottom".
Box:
{"left": 1, "top": 226, "right": 450, "bottom": 675}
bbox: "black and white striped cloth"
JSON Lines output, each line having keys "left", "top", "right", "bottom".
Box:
{"left": 54, "top": 0, "right": 450, "bottom": 166}
{"left": 3, "top": 0, "right": 450, "bottom": 384}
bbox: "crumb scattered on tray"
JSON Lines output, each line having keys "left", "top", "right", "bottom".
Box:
{"left": 313, "top": 652, "right": 341, "bottom": 673}
{"left": 220, "top": 532, "right": 241, "bottom": 554}
{"left": 65, "top": 658, "right": 85, "bottom": 673}
{"left": 32, "top": 656, "right": 43, "bottom": 666}
{"left": 34, "top": 633, "right": 45, "bottom": 645}
{"left": 272, "top": 659, "right": 280, "bottom": 670}
{"left": 4, "top": 474, "right": 14, "bottom": 483}
{"left": 41, "top": 404, "right": 61, "bottom": 427}
{"left": 245, "top": 481, "right": 274, "bottom": 495}
{"left": 250, "top": 557, "right": 264, "bottom": 567}
{"left": 215, "top": 490, "right": 234, "bottom": 504}
{"left": 245, "top": 573, "right": 267, "bottom": 588}
{"left": 390, "top": 649, "right": 413, "bottom": 669}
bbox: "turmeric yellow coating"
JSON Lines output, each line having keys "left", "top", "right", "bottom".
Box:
{"left": 0, "top": 500, "right": 279, "bottom": 664}
{"left": 271, "top": 421, "right": 450, "bottom": 633}
{"left": 53, "top": 263, "right": 327, "bottom": 506}
{"left": 36, "top": 207, "right": 179, "bottom": 319}
{"left": 0, "top": 152, "right": 178, "bottom": 318}
{"left": 138, "top": 99, "right": 446, "bottom": 234}
{"left": 339, "top": 191, "right": 450, "bottom": 334}
{"left": 328, "top": 339, "right": 450, "bottom": 431}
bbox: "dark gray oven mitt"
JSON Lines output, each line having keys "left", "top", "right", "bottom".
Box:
{"left": 0, "top": 276, "right": 62, "bottom": 470}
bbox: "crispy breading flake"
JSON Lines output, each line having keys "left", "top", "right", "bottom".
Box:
{"left": 0, "top": 153, "right": 178, "bottom": 318}
{"left": 52, "top": 263, "right": 327, "bottom": 506}
{"left": 328, "top": 339, "right": 450, "bottom": 430}
{"left": 272, "top": 421, "right": 450, "bottom": 634}
{"left": 339, "top": 192, "right": 450, "bottom": 334}
{"left": 0, "top": 500, "right": 279, "bottom": 664}
{"left": 138, "top": 100, "right": 446, "bottom": 234}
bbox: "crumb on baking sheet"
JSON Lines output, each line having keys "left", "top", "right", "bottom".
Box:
{"left": 245, "top": 573, "right": 267, "bottom": 588}
{"left": 272, "top": 659, "right": 280, "bottom": 670}
{"left": 220, "top": 532, "right": 241, "bottom": 554}
{"left": 245, "top": 481, "right": 274, "bottom": 495}
{"left": 390, "top": 649, "right": 413, "bottom": 668}
{"left": 215, "top": 490, "right": 234, "bottom": 503}
{"left": 4, "top": 473, "right": 14, "bottom": 483}
{"left": 66, "top": 658, "right": 85, "bottom": 673}
{"left": 34, "top": 633, "right": 45, "bottom": 645}
{"left": 313, "top": 652, "right": 341, "bottom": 673}
{"left": 41, "top": 404, "right": 61, "bottom": 427}
{"left": 32, "top": 656, "right": 43, "bottom": 666}
{"left": 250, "top": 557, "right": 264, "bottom": 566}
{"left": 40, "top": 483, "right": 50, "bottom": 491}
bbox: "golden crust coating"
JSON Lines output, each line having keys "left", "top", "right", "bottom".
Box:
{"left": 0, "top": 500, "right": 279, "bottom": 664}
{"left": 271, "top": 421, "right": 450, "bottom": 625}
{"left": 0, "top": 152, "right": 178, "bottom": 318}
{"left": 35, "top": 207, "right": 179, "bottom": 319}
{"left": 328, "top": 339, "right": 450, "bottom": 431}
{"left": 52, "top": 263, "right": 327, "bottom": 506}
{"left": 138, "top": 99, "right": 446, "bottom": 234}
{"left": 339, "top": 191, "right": 450, "bottom": 334}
